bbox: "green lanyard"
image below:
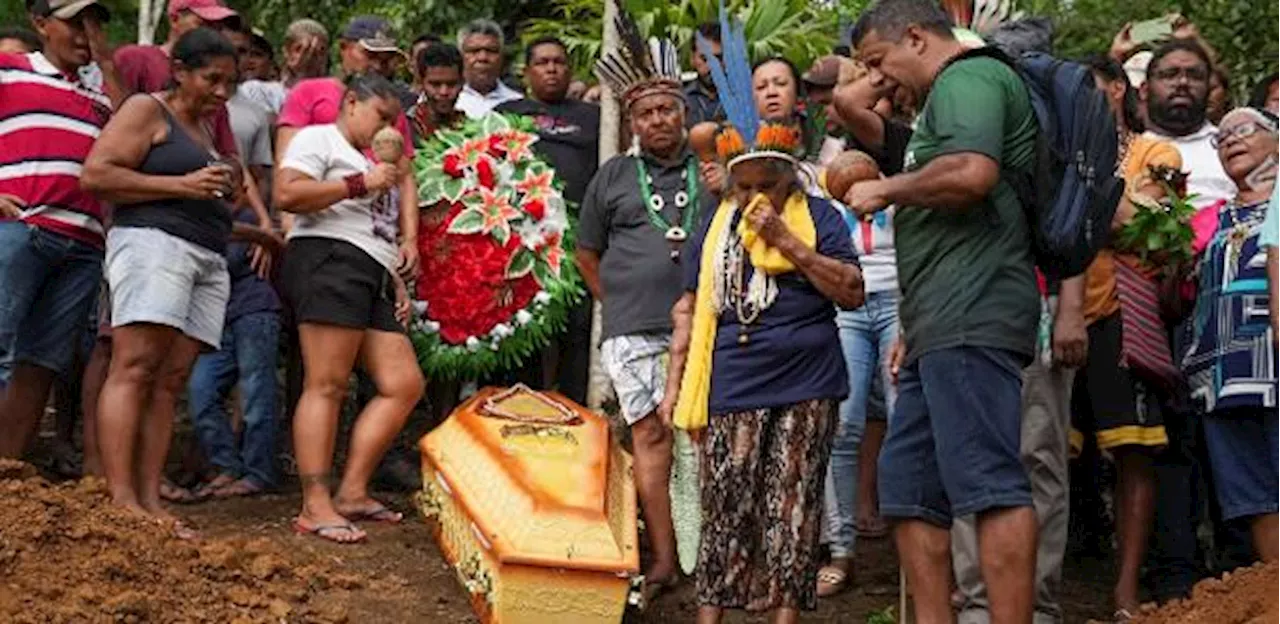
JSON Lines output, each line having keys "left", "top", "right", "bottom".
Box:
{"left": 635, "top": 156, "right": 700, "bottom": 238}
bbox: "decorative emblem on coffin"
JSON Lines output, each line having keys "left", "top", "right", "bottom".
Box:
{"left": 418, "top": 385, "right": 639, "bottom": 623}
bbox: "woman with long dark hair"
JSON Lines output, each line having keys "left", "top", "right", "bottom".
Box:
{"left": 274, "top": 72, "right": 424, "bottom": 544}
{"left": 82, "top": 27, "right": 246, "bottom": 534}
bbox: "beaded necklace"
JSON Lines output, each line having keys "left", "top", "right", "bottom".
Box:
{"left": 635, "top": 156, "right": 700, "bottom": 259}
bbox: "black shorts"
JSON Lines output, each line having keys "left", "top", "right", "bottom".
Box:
{"left": 1070, "top": 312, "right": 1168, "bottom": 455}
{"left": 281, "top": 237, "right": 401, "bottom": 334}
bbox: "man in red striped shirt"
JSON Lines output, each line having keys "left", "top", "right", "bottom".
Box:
{"left": 0, "top": 0, "right": 120, "bottom": 457}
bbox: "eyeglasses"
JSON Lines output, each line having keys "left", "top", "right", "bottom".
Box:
{"left": 1151, "top": 67, "right": 1209, "bottom": 84}
{"left": 1211, "top": 122, "right": 1265, "bottom": 148}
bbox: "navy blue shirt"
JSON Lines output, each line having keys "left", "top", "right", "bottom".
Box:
{"left": 226, "top": 211, "right": 281, "bottom": 322}
{"left": 682, "top": 194, "right": 856, "bottom": 414}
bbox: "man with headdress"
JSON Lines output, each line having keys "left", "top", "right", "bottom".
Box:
{"left": 575, "top": 15, "right": 710, "bottom": 599}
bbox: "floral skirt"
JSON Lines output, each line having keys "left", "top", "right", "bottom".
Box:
{"left": 695, "top": 398, "right": 838, "bottom": 611}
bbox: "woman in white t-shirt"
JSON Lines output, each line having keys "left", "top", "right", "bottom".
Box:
{"left": 274, "top": 73, "right": 424, "bottom": 543}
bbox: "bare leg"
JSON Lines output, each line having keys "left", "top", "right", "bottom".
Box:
{"left": 894, "top": 519, "right": 954, "bottom": 624}
{"left": 1252, "top": 513, "right": 1278, "bottom": 562}
{"left": 857, "top": 418, "right": 887, "bottom": 531}
{"left": 97, "top": 324, "right": 180, "bottom": 512}
{"left": 0, "top": 363, "right": 57, "bottom": 457}
{"left": 334, "top": 329, "right": 424, "bottom": 510}
{"left": 977, "top": 506, "right": 1038, "bottom": 624}
{"left": 772, "top": 607, "right": 800, "bottom": 624}
{"left": 631, "top": 414, "right": 677, "bottom": 583}
{"left": 695, "top": 606, "right": 723, "bottom": 624}
{"left": 81, "top": 339, "right": 111, "bottom": 476}
{"left": 1113, "top": 449, "right": 1155, "bottom": 613}
{"left": 136, "top": 336, "right": 202, "bottom": 521}
{"left": 292, "top": 323, "right": 364, "bottom": 541}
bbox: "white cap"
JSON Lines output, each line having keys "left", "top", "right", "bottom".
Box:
{"left": 1124, "top": 51, "right": 1153, "bottom": 89}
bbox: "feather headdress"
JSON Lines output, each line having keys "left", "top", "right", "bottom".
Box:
{"left": 697, "top": 0, "right": 801, "bottom": 170}
{"left": 594, "top": 3, "right": 682, "bottom": 109}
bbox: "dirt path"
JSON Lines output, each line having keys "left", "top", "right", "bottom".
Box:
{"left": 0, "top": 461, "right": 1117, "bottom": 623}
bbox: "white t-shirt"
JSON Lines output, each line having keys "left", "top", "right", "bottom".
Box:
{"left": 1147, "top": 123, "right": 1237, "bottom": 210}
{"left": 280, "top": 124, "right": 399, "bottom": 271}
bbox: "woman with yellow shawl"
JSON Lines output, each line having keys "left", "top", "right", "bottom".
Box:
{"left": 658, "top": 17, "right": 865, "bottom": 617}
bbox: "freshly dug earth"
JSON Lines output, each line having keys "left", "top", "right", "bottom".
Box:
{"left": 0, "top": 454, "right": 1115, "bottom": 623}
{"left": 0, "top": 459, "right": 372, "bottom": 624}
{"left": 1131, "top": 560, "right": 1278, "bottom": 624}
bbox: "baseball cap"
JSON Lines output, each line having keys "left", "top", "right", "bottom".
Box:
{"left": 341, "top": 16, "right": 401, "bottom": 54}
{"left": 46, "top": 0, "right": 111, "bottom": 21}
{"left": 168, "top": 0, "right": 239, "bottom": 25}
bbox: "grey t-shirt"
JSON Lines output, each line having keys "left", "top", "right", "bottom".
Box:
{"left": 228, "top": 90, "right": 273, "bottom": 167}
{"left": 578, "top": 151, "right": 709, "bottom": 340}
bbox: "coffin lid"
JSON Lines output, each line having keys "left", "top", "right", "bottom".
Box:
{"left": 420, "top": 386, "right": 639, "bottom": 574}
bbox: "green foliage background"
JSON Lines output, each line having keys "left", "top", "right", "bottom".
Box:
{"left": 1, "top": 0, "right": 1274, "bottom": 98}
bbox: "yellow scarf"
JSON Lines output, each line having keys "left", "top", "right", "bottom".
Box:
{"left": 673, "top": 191, "right": 816, "bottom": 431}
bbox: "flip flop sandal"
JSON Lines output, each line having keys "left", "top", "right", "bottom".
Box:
{"left": 292, "top": 518, "right": 367, "bottom": 544}
{"left": 192, "top": 474, "right": 240, "bottom": 500}
{"left": 211, "top": 478, "right": 266, "bottom": 499}
{"left": 159, "top": 480, "right": 200, "bottom": 505}
{"left": 1114, "top": 608, "right": 1135, "bottom": 622}
{"left": 817, "top": 566, "right": 849, "bottom": 597}
{"left": 341, "top": 504, "right": 403, "bottom": 524}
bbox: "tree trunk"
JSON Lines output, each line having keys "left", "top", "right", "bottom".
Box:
{"left": 138, "top": 0, "right": 166, "bottom": 45}
{"left": 586, "top": 0, "right": 621, "bottom": 410}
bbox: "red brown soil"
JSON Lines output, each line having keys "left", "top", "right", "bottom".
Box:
{"left": 0, "top": 456, "right": 1117, "bottom": 623}
{"left": 0, "top": 459, "right": 387, "bottom": 623}
{"left": 1131, "top": 560, "right": 1279, "bottom": 624}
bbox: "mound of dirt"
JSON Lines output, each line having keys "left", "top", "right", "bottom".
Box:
{"left": 0, "top": 459, "right": 367, "bottom": 623}
{"left": 1131, "top": 560, "right": 1278, "bottom": 624}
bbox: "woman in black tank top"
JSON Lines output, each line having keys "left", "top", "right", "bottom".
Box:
{"left": 82, "top": 27, "right": 242, "bottom": 536}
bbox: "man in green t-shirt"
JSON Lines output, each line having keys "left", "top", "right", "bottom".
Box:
{"left": 844, "top": 0, "right": 1042, "bottom": 621}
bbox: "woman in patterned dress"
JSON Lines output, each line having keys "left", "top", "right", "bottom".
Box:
{"left": 1182, "top": 106, "right": 1279, "bottom": 562}
{"left": 661, "top": 139, "right": 864, "bottom": 622}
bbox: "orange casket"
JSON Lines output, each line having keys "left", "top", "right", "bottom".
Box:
{"left": 417, "top": 386, "right": 640, "bottom": 623}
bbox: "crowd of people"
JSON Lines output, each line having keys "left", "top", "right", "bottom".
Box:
{"left": 0, "top": 0, "right": 1276, "bottom": 622}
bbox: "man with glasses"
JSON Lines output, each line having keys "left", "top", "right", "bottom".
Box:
{"left": 1142, "top": 39, "right": 1236, "bottom": 210}
{"left": 455, "top": 19, "right": 521, "bottom": 119}
{"left": 1140, "top": 37, "right": 1242, "bottom": 605}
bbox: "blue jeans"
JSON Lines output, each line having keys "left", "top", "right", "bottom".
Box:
{"left": 188, "top": 311, "right": 281, "bottom": 488}
{"left": 0, "top": 222, "right": 102, "bottom": 380}
{"left": 824, "top": 290, "right": 899, "bottom": 558}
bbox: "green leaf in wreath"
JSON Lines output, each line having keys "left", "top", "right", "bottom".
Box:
{"left": 532, "top": 257, "right": 552, "bottom": 287}
{"left": 448, "top": 208, "right": 486, "bottom": 235}
{"left": 479, "top": 113, "right": 510, "bottom": 136}
{"left": 1145, "top": 231, "right": 1166, "bottom": 251}
{"left": 441, "top": 176, "right": 466, "bottom": 203}
{"left": 492, "top": 224, "right": 510, "bottom": 246}
{"left": 506, "top": 248, "right": 535, "bottom": 279}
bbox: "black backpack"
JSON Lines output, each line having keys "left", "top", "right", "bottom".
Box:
{"left": 954, "top": 47, "right": 1123, "bottom": 280}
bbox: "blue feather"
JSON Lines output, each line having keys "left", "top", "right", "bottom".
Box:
{"left": 697, "top": 0, "right": 758, "bottom": 147}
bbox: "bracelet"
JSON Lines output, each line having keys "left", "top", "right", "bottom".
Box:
{"left": 343, "top": 173, "right": 368, "bottom": 199}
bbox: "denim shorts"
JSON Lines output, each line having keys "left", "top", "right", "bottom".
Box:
{"left": 0, "top": 222, "right": 102, "bottom": 377}
{"left": 106, "top": 227, "right": 229, "bottom": 349}
{"left": 878, "top": 346, "right": 1032, "bottom": 527}
{"left": 1202, "top": 407, "right": 1279, "bottom": 521}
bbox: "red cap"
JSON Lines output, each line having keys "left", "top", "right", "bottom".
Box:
{"left": 167, "top": 0, "right": 238, "bottom": 24}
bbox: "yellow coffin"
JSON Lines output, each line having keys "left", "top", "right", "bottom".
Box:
{"left": 417, "top": 385, "right": 639, "bottom": 624}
